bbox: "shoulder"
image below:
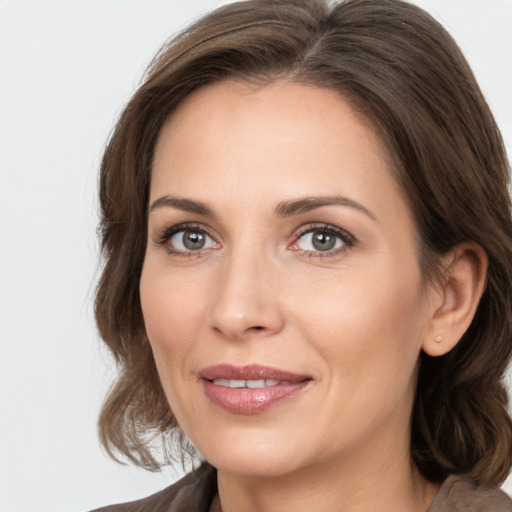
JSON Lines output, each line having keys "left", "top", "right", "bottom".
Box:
{"left": 88, "top": 462, "right": 217, "bottom": 512}
{"left": 429, "top": 476, "right": 512, "bottom": 512}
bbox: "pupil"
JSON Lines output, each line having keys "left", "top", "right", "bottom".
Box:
{"left": 312, "top": 231, "right": 336, "bottom": 251}
{"left": 183, "top": 231, "right": 205, "bottom": 250}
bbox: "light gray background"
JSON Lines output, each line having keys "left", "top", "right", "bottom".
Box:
{"left": 0, "top": 1, "right": 511, "bottom": 511}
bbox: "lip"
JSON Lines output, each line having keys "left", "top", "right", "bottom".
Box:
{"left": 199, "top": 364, "right": 312, "bottom": 415}
{"left": 199, "top": 364, "right": 310, "bottom": 382}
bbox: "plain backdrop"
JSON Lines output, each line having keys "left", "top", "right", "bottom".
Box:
{"left": 0, "top": 1, "right": 511, "bottom": 511}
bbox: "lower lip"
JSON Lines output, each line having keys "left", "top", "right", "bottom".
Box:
{"left": 202, "top": 380, "right": 310, "bottom": 415}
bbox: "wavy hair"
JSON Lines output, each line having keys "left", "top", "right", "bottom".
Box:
{"left": 95, "top": 0, "right": 512, "bottom": 484}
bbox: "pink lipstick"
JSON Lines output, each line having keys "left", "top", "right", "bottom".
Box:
{"left": 199, "top": 364, "right": 311, "bottom": 415}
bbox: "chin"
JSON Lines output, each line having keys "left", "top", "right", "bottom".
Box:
{"left": 208, "top": 452, "right": 306, "bottom": 479}
{"left": 193, "top": 429, "right": 311, "bottom": 478}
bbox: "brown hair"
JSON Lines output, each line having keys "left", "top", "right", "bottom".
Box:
{"left": 95, "top": 0, "right": 512, "bottom": 485}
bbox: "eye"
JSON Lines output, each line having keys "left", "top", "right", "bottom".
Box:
{"left": 170, "top": 228, "right": 217, "bottom": 252}
{"left": 290, "top": 225, "right": 355, "bottom": 255}
{"left": 298, "top": 230, "right": 343, "bottom": 252}
{"left": 154, "top": 223, "right": 220, "bottom": 255}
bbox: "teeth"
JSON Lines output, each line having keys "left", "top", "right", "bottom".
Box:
{"left": 213, "top": 379, "right": 230, "bottom": 387}
{"left": 247, "top": 379, "right": 265, "bottom": 388}
{"left": 212, "top": 379, "right": 286, "bottom": 388}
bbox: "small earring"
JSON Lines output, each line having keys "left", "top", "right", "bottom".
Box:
{"left": 434, "top": 335, "right": 443, "bottom": 343}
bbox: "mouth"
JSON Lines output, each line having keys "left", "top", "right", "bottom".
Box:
{"left": 199, "top": 364, "right": 312, "bottom": 415}
{"left": 210, "top": 378, "right": 292, "bottom": 388}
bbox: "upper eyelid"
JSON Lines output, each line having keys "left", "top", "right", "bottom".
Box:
{"left": 154, "top": 222, "right": 217, "bottom": 245}
{"left": 294, "top": 223, "right": 355, "bottom": 241}
{"left": 152, "top": 221, "right": 356, "bottom": 247}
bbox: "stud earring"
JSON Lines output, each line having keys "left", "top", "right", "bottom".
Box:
{"left": 434, "top": 335, "right": 443, "bottom": 343}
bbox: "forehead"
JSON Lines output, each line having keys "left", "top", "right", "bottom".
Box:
{"left": 155, "top": 79, "right": 388, "bottom": 156}
{"left": 151, "top": 80, "right": 404, "bottom": 220}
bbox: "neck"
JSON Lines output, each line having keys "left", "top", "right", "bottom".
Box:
{"left": 215, "top": 435, "right": 440, "bottom": 512}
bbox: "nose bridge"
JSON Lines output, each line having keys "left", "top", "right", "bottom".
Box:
{"left": 208, "top": 241, "right": 283, "bottom": 340}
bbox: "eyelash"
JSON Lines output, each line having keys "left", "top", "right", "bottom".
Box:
{"left": 291, "top": 223, "right": 356, "bottom": 257}
{"left": 154, "top": 222, "right": 356, "bottom": 258}
{"left": 155, "top": 223, "right": 217, "bottom": 258}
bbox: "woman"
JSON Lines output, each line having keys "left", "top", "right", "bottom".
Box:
{"left": 92, "top": 0, "right": 512, "bottom": 510}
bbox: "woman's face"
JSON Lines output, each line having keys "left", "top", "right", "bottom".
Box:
{"left": 140, "top": 80, "right": 437, "bottom": 478}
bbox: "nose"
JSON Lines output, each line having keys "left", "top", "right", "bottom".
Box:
{"left": 207, "top": 250, "right": 285, "bottom": 341}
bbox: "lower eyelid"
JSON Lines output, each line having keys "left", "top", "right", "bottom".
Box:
{"left": 153, "top": 223, "right": 354, "bottom": 258}
{"left": 292, "top": 225, "right": 355, "bottom": 249}
{"left": 173, "top": 230, "right": 217, "bottom": 251}
{"left": 154, "top": 223, "right": 214, "bottom": 245}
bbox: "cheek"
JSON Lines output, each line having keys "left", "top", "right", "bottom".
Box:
{"left": 139, "top": 266, "right": 207, "bottom": 369}
{"left": 139, "top": 266, "right": 210, "bottom": 424}
{"left": 141, "top": 255, "right": 212, "bottom": 323}
{"left": 291, "top": 260, "right": 427, "bottom": 382}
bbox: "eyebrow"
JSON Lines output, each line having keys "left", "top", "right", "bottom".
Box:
{"left": 274, "top": 196, "right": 377, "bottom": 221}
{"left": 149, "top": 195, "right": 215, "bottom": 217}
{"left": 148, "top": 194, "right": 376, "bottom": 221}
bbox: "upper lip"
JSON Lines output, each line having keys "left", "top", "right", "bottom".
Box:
{"left": 199, "top": 364, "right": 311, "bottom": 383}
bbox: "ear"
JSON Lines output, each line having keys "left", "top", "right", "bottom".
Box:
{"left": 422, "top": 242, "right": 488, "bottom": 357}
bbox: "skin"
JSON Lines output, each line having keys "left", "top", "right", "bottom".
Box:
{"left": 140, "top": 80, "right": 486, "bottom": 512}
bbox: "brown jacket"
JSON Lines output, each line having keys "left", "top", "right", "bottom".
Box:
{"left": 90, "top": 463, "right": 512, "bottom": 512}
